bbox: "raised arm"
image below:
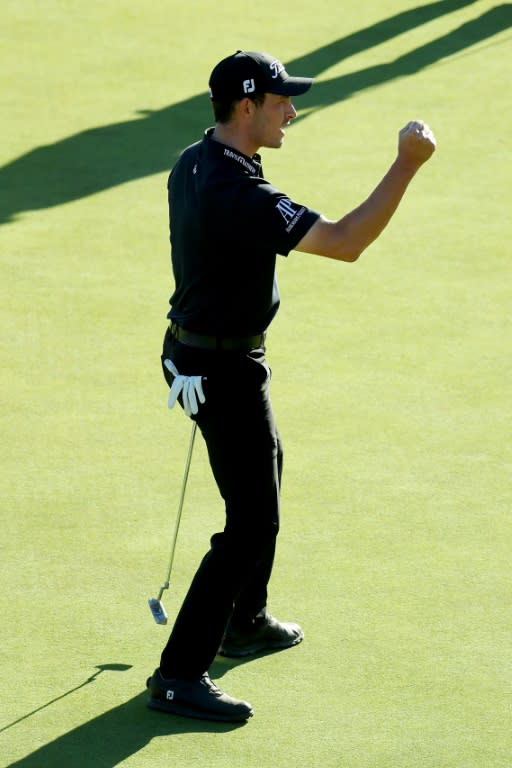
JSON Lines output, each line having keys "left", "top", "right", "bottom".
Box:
{"left": 295, "top": 120, "right": 436, "bottom": 262}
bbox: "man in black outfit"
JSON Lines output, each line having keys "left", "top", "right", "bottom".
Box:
{"left": 146, "top": 50, "right": 436, "bottom": 722}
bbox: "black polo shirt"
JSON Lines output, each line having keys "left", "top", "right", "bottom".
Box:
{"left": 167, "top": 128, "right": 320, "bottom": 336}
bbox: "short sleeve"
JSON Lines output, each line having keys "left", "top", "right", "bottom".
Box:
{"left": 233, "top": 180, "right": 320, "bottom": 256}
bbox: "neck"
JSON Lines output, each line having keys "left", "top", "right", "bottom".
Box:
{"left": 211, "top": 124, "right": 257, "bottom": 158}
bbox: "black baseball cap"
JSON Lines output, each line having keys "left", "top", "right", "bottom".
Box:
{"left": 208, "top": 50, "right": 313, "bottom": 101}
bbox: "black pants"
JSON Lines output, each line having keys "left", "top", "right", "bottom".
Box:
{"left": 159, "top": 328, "right": 283, "bottom": 679}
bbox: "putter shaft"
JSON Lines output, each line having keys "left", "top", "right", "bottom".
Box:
{"left": 148, "top": 420, "right": 197, "bottom": 624}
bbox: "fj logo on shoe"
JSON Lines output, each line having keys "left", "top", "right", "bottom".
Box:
{"left": 166, "top": 690, "right": 175, "bottom": 700}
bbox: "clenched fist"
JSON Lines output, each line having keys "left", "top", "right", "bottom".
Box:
{"left": 398, "top": 120, "right": 436, "bottom": 168}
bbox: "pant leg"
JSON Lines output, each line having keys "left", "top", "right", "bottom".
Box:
{"left": 228, "top": 430, "right": 283, "bottom": 630}
{"left": 159, "top": 336, "right": 281, "bottom": 679}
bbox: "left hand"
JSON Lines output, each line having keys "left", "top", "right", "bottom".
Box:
{"left": 163, "top": 359, "right": 206, "bottom": 417}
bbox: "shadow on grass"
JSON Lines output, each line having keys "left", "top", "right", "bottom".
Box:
{"left": 2, "top": 0, "right": 510, "bottom": 225}
{"left": 0, "top": 664, "right": 133, "bottom": 735}
{"left": 4, "top": 663, "right": 246, "bottom": 768}
{"left": 210, "top": 647, "right": 297, "bottom": 679}
{"left": 297, "top": 3, "right": 512, "bottom": 116}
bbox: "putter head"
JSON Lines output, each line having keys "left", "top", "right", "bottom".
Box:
{"left": 148, "top": 598, "right": 168, "bottom": 625}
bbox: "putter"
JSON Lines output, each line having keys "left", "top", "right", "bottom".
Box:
{"left": 148, "top": 420, "right": 197, "bottom": 624}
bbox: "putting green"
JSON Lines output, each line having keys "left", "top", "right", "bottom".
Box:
{"left": 2, "top": 1, "right": 511, "bottom": 766}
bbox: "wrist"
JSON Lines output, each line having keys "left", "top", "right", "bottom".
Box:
{"left": 393, "top": 154, "right": 421, "bottom": 177}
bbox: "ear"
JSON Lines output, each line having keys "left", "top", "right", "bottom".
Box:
{"left": 238, "top": 97, "right": 255, "bottom": 117}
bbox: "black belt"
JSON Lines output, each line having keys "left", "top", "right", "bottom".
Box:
{"left": 170, "top": 322, "right": 266, "bottom": 352}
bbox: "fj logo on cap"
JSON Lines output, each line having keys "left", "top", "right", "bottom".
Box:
{"left": 270, "top": 59, "right": 285, "bottom": 79}
{"left": 243, "top": 78, "right": 256, "bottom": 93}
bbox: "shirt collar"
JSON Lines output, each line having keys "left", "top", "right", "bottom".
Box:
{"left": 204, "top": 127, "right": 262, "bottom": 176}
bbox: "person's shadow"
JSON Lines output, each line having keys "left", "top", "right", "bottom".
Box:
{"left": 3, "top": 662, "right": 249, "bottom": 768}
{"left": 1, "top": 0, "right": 510, "bottom": 226}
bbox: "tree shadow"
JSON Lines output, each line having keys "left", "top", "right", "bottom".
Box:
{"left": 5, "top": 664, "right": 246, "bottom": 768}
{"left": 297, "top": 3, "right": 511, "bottom": 115}
{"left": 2, "top": 0, "right": 509, "bottom": 226}
{"left": 285, "top": 0, "right": 479, "bottom": 73}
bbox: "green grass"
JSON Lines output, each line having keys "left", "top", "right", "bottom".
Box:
{"left": 1, "top": 1, "right": 511, "bottom": 766}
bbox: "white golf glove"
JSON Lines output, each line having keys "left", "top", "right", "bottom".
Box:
{"left": 163, "top": 359, "right": 206, "bottom": 417}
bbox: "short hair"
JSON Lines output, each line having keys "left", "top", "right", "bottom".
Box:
{"left": 212, "top": 92, "right": 266, "bottom": 124}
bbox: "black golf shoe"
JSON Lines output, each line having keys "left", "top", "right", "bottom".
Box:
{"left": 146, "top": 668, "right": 253, "bottom": 722}
{"left": 219, "top": 613, "right": 304, "bottom": 658}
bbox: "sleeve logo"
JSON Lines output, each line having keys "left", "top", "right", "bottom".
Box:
{"left": 276, "top": 198, "right": 306, "bottom": 232}
{"left": 275, "top": 198, "right": 297, "bottom": 224}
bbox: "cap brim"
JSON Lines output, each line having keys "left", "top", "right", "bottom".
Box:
{"left": 270, "top": 76, "right": 313, "bottom": 96}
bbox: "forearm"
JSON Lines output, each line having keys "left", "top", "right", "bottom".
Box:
{"left": 331, "top": 156, "right": 419, "bottom": 261}
{"left": 296, "top": 119, "right": 436, "bottom": 262}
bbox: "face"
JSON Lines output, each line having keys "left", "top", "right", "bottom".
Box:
{"left": 248, "top": 93, "right": 297, "bottom": 151}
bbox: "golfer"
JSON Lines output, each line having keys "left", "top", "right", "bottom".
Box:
{"left": 146, "top": 50, "right": 436, "bottom": 722}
